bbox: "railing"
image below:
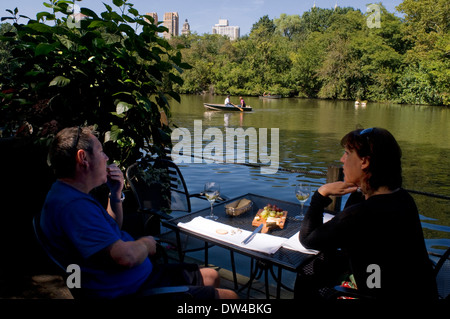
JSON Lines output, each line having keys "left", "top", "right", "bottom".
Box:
{"left": 169, "top": 151, "right": 450, "bottom": 211}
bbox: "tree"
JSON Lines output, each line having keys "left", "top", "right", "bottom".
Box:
{"left": 274, "top": 14, "right": 302, "bottom": 40}
{"left": 315, "top": 10, "right": 365, "bottom": 100}
{"left": 300, "top": 7, "right": 335, "bottom": 33}
{"left": 289, "top": 32, "right": 328, "bottom": 97}
{"left": 397, "top": 0, "right": 450, "bottom": 105}
{"left": 250, "top": 15, "right": 276, "bottom": 39}
{"left": 0, "top": 23, "right": 16, "bottom": 82}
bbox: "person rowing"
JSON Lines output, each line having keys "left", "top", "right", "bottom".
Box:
{"left": 224, "top": 95, "right": 242, "bottom": 111}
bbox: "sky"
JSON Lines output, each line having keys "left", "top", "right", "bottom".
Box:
{"left": 2, "top": 0, "right": 403, "bottom": 36}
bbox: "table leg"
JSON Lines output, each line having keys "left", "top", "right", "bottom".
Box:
{"left": 269, "top": 266, "right": 295, "bottom": 297}
{"left": 238, "top": 258, "right": 259, "bottom": 298}
{"left": 238, "top": 259, "right": 272, "bottom": 298}
{"left": 277, "top": 266, "right": 282, "bottom": 299}
{"left": 175, "top": 230, "right": 184, "bottom": 262}
{"left": 230, "top": 251, "right": 238, "bottom": 290}
{"left": 264, "top": 267, "right": 269, "bottom": 298}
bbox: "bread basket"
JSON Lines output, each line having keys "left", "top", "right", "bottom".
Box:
{"left": 225, "top": 198, "right": 252, "bottom": 216}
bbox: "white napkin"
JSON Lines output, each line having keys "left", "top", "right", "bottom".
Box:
{"left": 281, "top": 213, "right": 335, "bottom": 255}
{"left": 178, "top": 217, "right": 286, "bottom": 254}
{"left": 281, "top": 234, "right": 319, "bottom": 255}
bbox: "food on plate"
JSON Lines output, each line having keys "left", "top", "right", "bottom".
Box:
{"left": 252, "top": 204, "right": 287, "bottom": 232}
{"left": 258, "top": 204, "right": 285, "bottom": 219}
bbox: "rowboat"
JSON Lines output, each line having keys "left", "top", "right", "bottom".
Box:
{"left": 203, "top": 103, "right": 253, "bottom": 112}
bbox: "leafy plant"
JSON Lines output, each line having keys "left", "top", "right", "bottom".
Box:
{"left": 136, "top": 157, "right": 172, "bottom": 214}
{"left": 0, "top": 0, "right": 191, "bottom": 169}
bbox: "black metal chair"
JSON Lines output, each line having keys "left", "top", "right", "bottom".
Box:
{"left": 126, "top": 158, "right": 227, "bottom": 265}
{"left": 33, "top": 212, "right": 190, "bottom": 299}
{"left": 334, "top": 247, "right": 450, "bottom": 300}
{"left": 126, "top": 158, "right": 240, "bottom": 289}
{"left": 431, "top": 247, "right": 450, "bottom": 300}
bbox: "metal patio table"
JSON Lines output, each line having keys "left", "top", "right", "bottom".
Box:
{"left": 162, "top": 193, "right": 322, "bottom": 298}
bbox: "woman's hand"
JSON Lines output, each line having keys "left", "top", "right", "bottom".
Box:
{"left": 318, "top": 182, "right": 358, "bottom": 197}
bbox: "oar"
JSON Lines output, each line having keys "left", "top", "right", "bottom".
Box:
{"left": 231, "top": 103, "right": 243, "bottom": 112}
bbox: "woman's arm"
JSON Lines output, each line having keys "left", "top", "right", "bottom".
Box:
{"left": 317, "top": 182, "right": 358, "bottom": 197}
{"left": 299, "top": 182, "right": 358, "bottom": 250}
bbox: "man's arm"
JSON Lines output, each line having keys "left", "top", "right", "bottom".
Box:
{"left": 107, "top": 196, "right": 124, "bottom": 228}
{"left": 107, "top": 236, "right": 157, "bottom": 268}
{"left": 106, "top": 164, "right": 125, "bottom": 228}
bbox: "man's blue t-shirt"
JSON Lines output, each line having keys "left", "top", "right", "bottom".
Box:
{"left": 41, "top": 181, "right": 153, "bottom": 298}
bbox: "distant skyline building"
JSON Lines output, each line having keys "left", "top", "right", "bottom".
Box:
{"left": 181, "top": 19, "right": 191, "bottom": 36}
{"left": 163, "top": 12, "right": 179, "bottom": 39}
{"left": 212, "top": 19, "right": 240, "bottom": 40}
{"left": 144, "top": 12, "right": 158, "bottom": 25}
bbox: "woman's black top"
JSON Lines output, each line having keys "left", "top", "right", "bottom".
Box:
{"left": 300, "top": 189, "right": 438, "bottom": 300}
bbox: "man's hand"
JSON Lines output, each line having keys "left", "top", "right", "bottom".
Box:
{"left": 141, "top": 236, "right": 158, "bottom": 256}
{"left": 318, "top": 182, "right": 358, "bottom": 197}
{"left": 107, "top": 164, "right": 124, "bottom": 197}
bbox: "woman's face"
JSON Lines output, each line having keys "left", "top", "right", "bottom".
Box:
{"left": 340, "top": 147, "right": 367, "bottom": 186}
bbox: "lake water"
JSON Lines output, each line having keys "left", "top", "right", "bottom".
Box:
{"left": 168, "top": 95, "right": 450, "bottom": 258}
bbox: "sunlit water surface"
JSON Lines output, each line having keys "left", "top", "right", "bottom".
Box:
{"left": 168, "top": 95, "right": 449, "bottom": 258}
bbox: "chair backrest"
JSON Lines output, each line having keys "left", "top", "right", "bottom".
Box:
{"left": 433, "top": 247, "right": 450, "bottom": 300}
{"left": 153, "top": 158, "right": 192, "bottom": 213}
{"left": 33, "top": 212, "right": 67, "bottom": 273}
{"left": 127, "top": 161, "right": 166, "bottom": 212}
{"left": 33, "top": 212, "right": 84, "bottom": 298}
{"left": 126, "top": 158, "right": 192, "bottom": 214}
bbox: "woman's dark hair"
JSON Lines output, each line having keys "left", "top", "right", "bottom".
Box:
{"left": 48, "top": 126, "right": 96, "bottom": 178}
{"left": 340, "top": 127, "right": 403, "bottom": 191}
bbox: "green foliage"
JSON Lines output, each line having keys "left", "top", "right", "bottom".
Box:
{"left": 0, "top": 0, "right": 189, "bottom": 169}
{"left": 397, "top": 0, "right": 450, "bottom": 105}
{"left": 170, "top": 3, "right": 448, "bottom": 105}
{"left": 250, "top": 15, "right": 276, "bottom": 38}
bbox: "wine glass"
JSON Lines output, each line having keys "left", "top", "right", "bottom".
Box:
{"left": 204, "top": 182, "right": 220, "bottom": 221}
{"left": 294, "top": 183, "right": 311, "bottom": 221}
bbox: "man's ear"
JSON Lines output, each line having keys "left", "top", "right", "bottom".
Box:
{"left": 76, "top": 149, "right": 88, "bottom": 167}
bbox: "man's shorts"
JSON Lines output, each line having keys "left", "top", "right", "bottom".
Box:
{"left": 136, "top": 263, "right": 218, "bottom": 299}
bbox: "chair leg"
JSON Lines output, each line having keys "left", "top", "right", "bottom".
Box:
{"left": 204, "top": 242, "right": 209, "bottom": 267}
{"left": 230, "top": 251, "right": 238, "bottom": 290}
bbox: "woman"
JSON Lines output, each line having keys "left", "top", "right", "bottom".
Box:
{"left": 239, "top": 96, "right": 246, "bottom": 108}
{"left": 295, "top": 128, "right": 437, "bottom": 300}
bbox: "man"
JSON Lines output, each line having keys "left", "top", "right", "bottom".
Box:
{"left": 40, "top": 126, "right": 238, "bottom": 299}
{"left": 224, "top": 95, "right": 232, "bottom": 106}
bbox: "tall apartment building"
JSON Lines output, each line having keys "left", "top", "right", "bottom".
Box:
{"left": 144, "top": 12, "right": 158, "bottom": 25}
{"left": 212, "top": 19, "right": 240, "bottom": 41}
{"left": 163, "top": 12, "right": 179, "bottom": 39}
